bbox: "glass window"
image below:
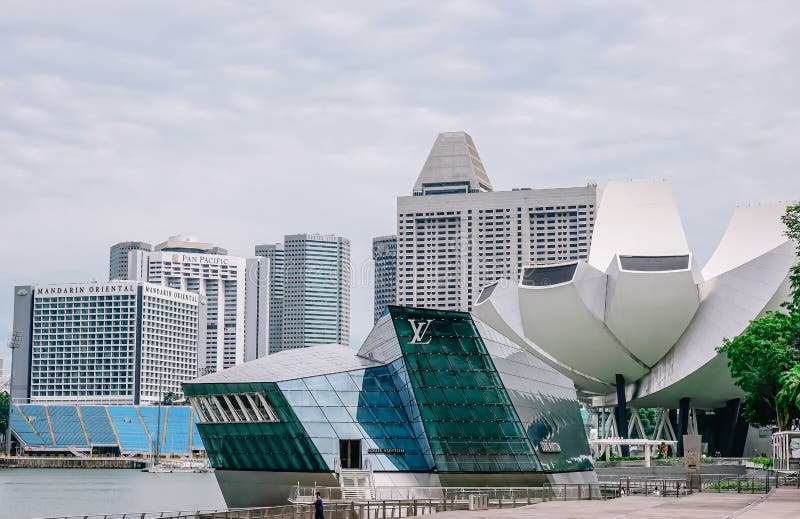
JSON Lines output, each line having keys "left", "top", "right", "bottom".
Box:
{"left": 304, "top": 376, "right": 334, "bottom": 391}
{"left": 337, "top": 391, "right": 360, "bottom": 407}
{"left": 325, "top": 372, "right": 360, "bottom": 392}
{"left": 321, "top": 406, "right": 353, "bottom": 423}
{"left": 294, "top": 406, "right": 326, "bottom": 422}
{"left": 304, "top": 422, "right": 336, "bottom": 437}
{"left": 283, "top": 391, "right": 318, "bottom": 407}
{"left": 331, "top": 422, "right": 361, "bottom": 438}
{"left": 313, "top": 391, "right": 343, "bottom": 407}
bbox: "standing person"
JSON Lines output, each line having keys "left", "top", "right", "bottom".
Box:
{"left": 313, "top": 491, "right": 324, "bottom": 519}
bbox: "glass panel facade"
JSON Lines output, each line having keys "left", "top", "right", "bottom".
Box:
{"left": 183, "top": 382, "right": 327, "bottom": 471}
{"left": 389, "top": 306, "right": 542, "bottom": 472}
{"left": 277, "top": 367, "right": 431, "bottom": 471}
{"left": 184, "top": 307, "right": 592, "bottom": 477}
{"left": 478, "top": 320, "right": 593, "bottom": 471}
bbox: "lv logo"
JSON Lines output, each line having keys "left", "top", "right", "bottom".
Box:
{"left": 408, "top": 319, "right": 434, "bottom": 345}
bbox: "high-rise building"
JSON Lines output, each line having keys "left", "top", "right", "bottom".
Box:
{"left": 109, "top": 241, "right": 152, "bottom": 280}
{"left": 397, "top": 131, "right": 598, "bottom": 311}
{"left": 281, "top": 234, "right": 350, "bottom": 350}
{"left": 372, "top": 235, "right": 397, "bottom": 322}
{"left": 10, "top": 281, "right": 203, "bottom": 405}
{"left": 127, "top": 234, "right": 263, "bottom": 374}
{"left": 254, "top": 244, "right": 284, "bottom": 354}
{"left": 244, "top": 257, "right": 269, "bottom": 362}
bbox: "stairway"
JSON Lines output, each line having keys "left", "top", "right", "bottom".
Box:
{"left": 338, "top": 468, "right": 375, "bottom": 500}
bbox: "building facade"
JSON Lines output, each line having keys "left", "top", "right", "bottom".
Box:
{"left": 127, "top": 235, "right": 251, "bottom": 374}
{"left": 10, "top": 281, "right": 202, "bottom": 405}
{"left": 244, "top": 257, "right": 270, "bottom": 362}
{"left": 109, "top": 241, "right": 152, "bottom": 280}
{"left": 184, "top": 306, "right": 594, "bottom": 507}
{"left": 281, "top": 234, "right": 350, "bottom": 350}
{"left": 397, "top": 132, "right": 598, "bottom": 312}
{"left": 254, "top": 244, "right": 285, "bottom": 354}
{"left": 372, "top": 235, "right": 397, "bottom": 322}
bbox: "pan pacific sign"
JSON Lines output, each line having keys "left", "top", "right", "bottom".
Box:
{"left": 167, "top": 253, "right": 230, "bottom": 266}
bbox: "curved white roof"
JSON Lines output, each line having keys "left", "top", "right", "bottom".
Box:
{"left": 588, "top": 180, "right": 690, "bottom": 271}
{"left": 191, "top": 344, "right": 381, "bottom": 384}
{"left": 702, "top": 202, "right": 794, "bottom": 280}
{"left": 474, "top": 179, "right": 796, "bottom": 408}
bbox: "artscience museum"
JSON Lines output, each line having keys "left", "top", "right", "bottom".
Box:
{"left": 474, "top": 179, "right": 796, "bottom": 456}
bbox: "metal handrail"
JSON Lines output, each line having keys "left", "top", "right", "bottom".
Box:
{"left": 289, "top": 483, "right": 610, "bottom": 502}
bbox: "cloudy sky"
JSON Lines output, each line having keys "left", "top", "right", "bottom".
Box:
{"left": 2, "top": 1, "right": 799, "bottom": 368}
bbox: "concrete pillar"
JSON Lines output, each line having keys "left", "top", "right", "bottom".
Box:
{"left": 716, "top": 399, "right": 740, "bottom": 457}
{"left": 731, "top": 407, "right": 750, "bottom": 458}
{"left": 615, "top": 374, "right": 629, "bottom": 457}
{"left": 677, "top": 397, "right": 690, "bottom": 457}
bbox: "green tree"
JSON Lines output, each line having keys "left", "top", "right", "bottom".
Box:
{"left": 782, "top": 205, "right": 800, "bottom": 313}
{"left": 777, "top": 364, "right": 800, "bottom": 423}
{"left": 0, "top": 391, "right": 9, "bottom": 437}
{"left": 718, "top": 312, "right": 799, "bottom": 429}
{"left": 639, "top": 408, "right": 658, "bottom": 438}
{"left": 718, "top": 204, "right": 800, "bottom": 430}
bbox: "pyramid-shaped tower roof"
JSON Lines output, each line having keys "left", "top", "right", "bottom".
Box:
{"left": 413, "top": 131, "right": 492, "bottom": 195}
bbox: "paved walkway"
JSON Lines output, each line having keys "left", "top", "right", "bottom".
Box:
{"left": 432, "top": 488, "right": 800, "bottom": 518}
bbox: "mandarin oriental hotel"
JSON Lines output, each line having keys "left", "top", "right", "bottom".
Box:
{"left": 184, "top": 306, "right": 594, "bottom": 508}
{"left": 10, "top": 281, "right": 204, "bottom": 405}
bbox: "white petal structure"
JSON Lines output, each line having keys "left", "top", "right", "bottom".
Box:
{"left": 474, "top": 180, "right": 796, "bottom": 408}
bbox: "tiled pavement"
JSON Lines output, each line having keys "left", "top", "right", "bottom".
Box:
{"left": 431, "top": 488, "right": 799, "bottom": 518}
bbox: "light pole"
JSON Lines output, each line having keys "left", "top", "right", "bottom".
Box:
{"left": 5, "top": 331, "right": 22, "bottom": 456}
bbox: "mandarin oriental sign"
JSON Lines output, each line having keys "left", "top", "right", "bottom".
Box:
{"left": 143, "top": 284, "right": 198, "bottom": 302}
{"left": 36, "top": 284, "right": 134, "bottom": 296}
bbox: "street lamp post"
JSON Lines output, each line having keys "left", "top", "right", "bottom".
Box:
{"left": 5, "top": 331, "right": 23, "bottom": 456}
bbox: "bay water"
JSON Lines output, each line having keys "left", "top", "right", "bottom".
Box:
{"left": 0, "top": 469, "right": 226, "bottom": 519}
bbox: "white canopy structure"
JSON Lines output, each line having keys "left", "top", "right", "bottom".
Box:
{"left": 474, "top": 180, "right": 796, "bottom": 410}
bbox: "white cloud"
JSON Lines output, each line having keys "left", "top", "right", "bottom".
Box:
{"left": 1, "top": 1, "right": 799, "bottom": 368}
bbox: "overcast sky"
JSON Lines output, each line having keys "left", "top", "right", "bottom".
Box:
{"left": 2, "top": 1, "right": 799, "bottom": 369}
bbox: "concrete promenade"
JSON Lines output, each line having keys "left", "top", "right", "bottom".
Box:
{"left": 432, "top": 488, "right": 800, "bottom": 518}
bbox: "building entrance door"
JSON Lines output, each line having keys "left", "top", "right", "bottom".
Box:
{"left": 339, "top": 439, "right": 361, "bottom": 469}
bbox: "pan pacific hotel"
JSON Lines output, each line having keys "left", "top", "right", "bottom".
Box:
{"left": 118, "top": 234, "right": 269, "bottom": 374}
